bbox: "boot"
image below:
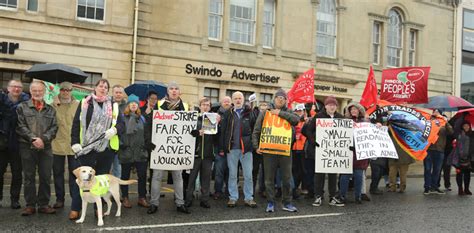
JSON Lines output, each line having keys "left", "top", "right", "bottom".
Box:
{"left": 398, "top": 184, "right": 406, "bottom": 193}
{"left": 138, "top": 198, "right": 150, "bottom": 208}
{"left": 458, "top": 187, "right": 465, "bottom": 196}
{"left": 122, "top": 197, "right": 132, "bottom": 208}
{"left": 465, "top": 189, "right": 472, "bottom": 195}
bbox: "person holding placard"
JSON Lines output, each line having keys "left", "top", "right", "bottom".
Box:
{"left": 302, "top": 96, "right": 345, "bottom": 207}
{"left": 148, "top": 82, "right": 191, "bottom": 214}
{"left": 185, "top": 97, "right": 218, "bottom": 208}
{"left": 253, "top": 89, "right": 300, "bottom": 212}
{"left": 337, "top": 102, "right": 369, "bottom": 205}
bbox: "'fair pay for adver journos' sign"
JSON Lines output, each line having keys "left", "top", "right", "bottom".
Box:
{"left": 315, "top": 119, "right": 353, "bottom": 174}
{"left": 150, "top": 111, "right": 198, "bottom": 170}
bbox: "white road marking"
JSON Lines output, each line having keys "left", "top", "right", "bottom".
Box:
{"left": 94, "top": 213, "right": 344, "bottom": 231}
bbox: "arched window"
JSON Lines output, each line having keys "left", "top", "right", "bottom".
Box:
{"left": 316, "top": 0, "right": 336, "bottom": 57}
{"left": 387, "top": 9, "right": 403, "bottom": 67}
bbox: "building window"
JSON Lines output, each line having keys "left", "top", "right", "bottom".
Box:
{"left": 262, "top": 0, "right": 275, "bottom": 48}
{"left": 316, "top": 0, "right": 336, "bottom": 58}
{"left": 27, "top": 0, "right": 38, "bottom": 12}
{"left": 372, "top": 21, "right": 381, "bottom": 65}
{"left": 82, "top": 72, "right": 102, "bottom": 88}
{"left": 408, "top": 30, "right": 417, "bottom": 66}
{"left": 209, "top": 0, "right": 223, "bottom": 40}
{"left": 260, "top": 93, "right": 273, "bottom": 103}
{"left": 461, "top": 63, "right": 474, "bottom": 105}
{"left": 77, "top": 0, "right": 104, "bottom": 22}
{"left": 464, "top": 9, "right": 474, "bottom": 30}
{"left": 0, "top": 0, "right": 17, "bottom": 9}
{"left": 0, "top": 69, "right": 30, "bottom": 91}
{"left": 204, "top": 87, "right": 219, "bottom": 104}
{"left": 387, "top": 9, "right": 403, "bottom": 67}
{"left": 229, "top": 0, "right": 256, "bottom": 45}
{"left": 226, "top": 90, "right": 253, "bottom": 104}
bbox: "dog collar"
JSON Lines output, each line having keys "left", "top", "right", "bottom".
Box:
{"left": 82, "top": 190, "right": 90, "bottom": 192}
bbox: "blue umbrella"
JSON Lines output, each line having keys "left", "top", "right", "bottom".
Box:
{"left": 125, "top": 80, "right": 167, "bottom": 100}
{"left": 415, "top": 95, "right": 473, "bottom": 111}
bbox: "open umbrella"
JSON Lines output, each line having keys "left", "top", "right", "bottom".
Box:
{"left": 125, "top": 80, "right": 167, "bottom": 100}
{"left": 415, "top": 95, "right": 473, "bottom": 111}
{"left": 25, "top": 63, "right": 88, "bottom": 83}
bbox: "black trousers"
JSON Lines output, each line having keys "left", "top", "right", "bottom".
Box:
{"left": 292, "top": 150, "right": 305, "bottom": 191}
{"left": 186, "top": 157, "right": 213, "bottom": 203}
{"left": 0, "top": 148, "right": 22, "bottom": 202}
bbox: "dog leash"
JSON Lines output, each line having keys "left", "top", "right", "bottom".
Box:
{"left": 74, "top": 133, "right": 106, "bottom": 159}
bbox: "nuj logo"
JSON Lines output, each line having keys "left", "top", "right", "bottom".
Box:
{"left": 154, "top": 112, "right": 174, "bottom": 120}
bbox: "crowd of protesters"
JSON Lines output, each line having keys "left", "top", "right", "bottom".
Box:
{"left": 0, "top": 78, "right": 473, "bottom": 220}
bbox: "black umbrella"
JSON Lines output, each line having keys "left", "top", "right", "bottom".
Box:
{"left": 125, "top": 80, "right": 167, "bottom": 100}
{"left": 25, "top": 63, "right": 88, "bottom": 83}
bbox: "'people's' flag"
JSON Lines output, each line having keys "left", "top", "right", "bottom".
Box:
{"left": 287, "top": 68, "right": 315, "bottom": 108}
{"left": 380, "top": 66, "right": 430, "bottom": 104}
{"left": 360, "top": 66, "right": 378, "bottom": 109}
{"left": 367, "top": 100, "right": 445, "bottom": 161}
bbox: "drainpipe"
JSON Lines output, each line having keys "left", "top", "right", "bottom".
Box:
{"left": 131, "top": 0, "right": 139, "bottom": 84}
{"left": 452, "top": 0, "right": 459, "bottom": 96}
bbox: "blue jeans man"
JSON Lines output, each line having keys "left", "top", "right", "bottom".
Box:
{"left": 339, "top": 169, "right": 364, "bottom": 202}
{"left": 214, "top": 152, "right": 228, "bottom": 197}
{"left": 423, "top": 150, "right": 444, "bottom": 191}
{"left": 227, "top": 149, "right": 253, "bottom": 202}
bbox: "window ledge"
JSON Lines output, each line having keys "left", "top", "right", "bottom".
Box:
{"left": 0, "top": 6, "right": 18, "bottom": 12}
{"left": 77, "top": 17, "right": 105, "bottom": 25}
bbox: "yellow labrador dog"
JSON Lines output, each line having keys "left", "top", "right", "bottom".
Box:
{"left": 73, "top": 166, "right": 137, "bottom": 226}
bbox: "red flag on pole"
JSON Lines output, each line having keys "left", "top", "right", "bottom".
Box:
{"left": 287, "top": 68, "right": 315, "bottom": 108}
{"left": 360, "top": 66, "right": 378, "bottom": 109}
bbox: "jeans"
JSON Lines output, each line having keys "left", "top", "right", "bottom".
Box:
{"left": 0, "top": 148, "right": 22, "bottom": 202}
{"left": 227, "top": 149, "right": 253, "bottom": 201}
{"left": 423, "top": 150, "right": 444, "bottom": 189}
{"left": 304, "top": 158, "right": 315, "bottom": 195}
{"left": 70, "top": 149, "right": 115, "bottom": 211}
{"left": 186, "top": 157, "right": 213, "bottom": 203}
{"left": 150, "top": 169, "right": 184, "bottom": 206}
{"left": 214, "top": 153, "right": 228, "bottom": 194}
{"left": 264, "top": 154, "right": 293, "bottom": 204}
{"left": 121, "top": 161, "right": 148, "bottom": 198}
{"left": 369, "top": 161, "right": 386, "bottom": 192}
{"left": 111, "top": 154, "right": 121, "bottom": 178}
{"left": 19, "top": 144, "right": 53, "bottom": 208}
{"left": 252, "top": 153, "right": 265, "bottom": 193}
{"left": 339, "top": 169, "right": 364, "bottom": 200}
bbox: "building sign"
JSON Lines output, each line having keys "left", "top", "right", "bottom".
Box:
{"left": 463, "top": 30, "right": 474, "bottom": 52}
{"left": 0, "top": 41, "right": 19, "bottom": 54}
{"left": 185, "top": 63, "right": 280, "bottom": 84}
{"left": 314, "top": 84, "right": 348, "bottom": 93}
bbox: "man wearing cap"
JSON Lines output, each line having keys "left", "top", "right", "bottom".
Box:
{"left": 50, "top": 82, "right": 80, "bottom": 214}
{"left": 219, "top": 91, "right": 257, "bottom": 208}
{"left": 302, "top": 96, "right": 345, "bottom": 207}
{"left": 148, "top": 81, "right": 190, "bottom": 214}
{"left": 0, "top": 80, "right": 29, "bottom": 209}
{"left": 423, "top": 109, "right": 453, "bottom": 195}
{"left": 253, "top": 89, "right": 300, "bottom": 212}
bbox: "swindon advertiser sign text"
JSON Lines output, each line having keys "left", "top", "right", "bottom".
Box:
{"left": 185, "top": 63, "right": 280, "bottom": 84}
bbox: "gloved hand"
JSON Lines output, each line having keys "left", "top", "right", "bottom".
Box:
{"left": 104, "top": 127, "right": 117, "bottom": 140}
{"left": 148, "top": 143, "right": 156, "bottom": 151}
{"left": 71, "top": 144, "right": 83, "bottom": 154}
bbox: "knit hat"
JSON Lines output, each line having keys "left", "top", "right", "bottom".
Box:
{"left": 274, "top": 89, "right": 287, "bottom": 99}
{"left": 167, "top": 81, "right": 180, "bottom": 90}
{"left": 324, "top": 96, "right": 338, "bottom": 106}
{"left": 127, "top": 94, "right": 139, "bottom": 105}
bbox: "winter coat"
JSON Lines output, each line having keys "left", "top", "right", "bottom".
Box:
{"left": 252, "top": 104, "right": 300, "bottom": 151}
{"left": 345, "top": 102, "right": 369, "bottom": 170}
{"left": 118, "top": 114, "right": 149, "bottom": 164}
{"left": 389, "top": 131, "right": 416, "bottom": 166}
{"left": 16, "top": 100, "right": 58, "bottom": 148}
{"left": 52, "top": 100, "right": 79, "bottom": 155}
{"left": 220, "top": 105, "right": 255, "bottom": 154}
{"left": 428, "top": 120, "right": 453, "bottom": 152}
{"left": 191, "top": 114, "right": 218, "bottom": 159}
{"left": 0, "top": 92, "right": 29, "bottom": 151}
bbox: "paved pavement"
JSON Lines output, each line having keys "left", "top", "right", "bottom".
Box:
{"left": 1, "top": 176, "right": 473, "bottom": 232}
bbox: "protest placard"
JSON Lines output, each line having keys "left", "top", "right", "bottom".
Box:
{"left": 315, "top": 118, "right": 353, "bottom": 174}
{"left": 259, "top": 111, "right": 293, "bottom": 156}
{"left": 202, "top": 112, "right": 218, "bottom": 135}
{"left": 150, "top": 110, "right": 198, "bottom": 170}
{"left": 353, "top": 122, "right": 398, "bottom": 160}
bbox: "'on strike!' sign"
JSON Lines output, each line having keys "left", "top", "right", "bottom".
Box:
{"left": 315, "top": 118, "right": 353, "bottom": 174}
{"left": 150, "top": 110, "right": 198, "bottom": 170}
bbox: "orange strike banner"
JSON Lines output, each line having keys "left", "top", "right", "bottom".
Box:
{"left": 259, "top": 111, "right": 293, "bottom": 156}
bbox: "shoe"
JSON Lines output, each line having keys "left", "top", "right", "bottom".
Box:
{"left": 213, "top": 192, "right": 222, "bottom": 200}
{"left": 459, "top": 188, "right": 465, "bottom": 196}
{"left": 431, "top": 188, "right": 445, "bottom": 195}
{"left": 38, "top": 206, "right": 56, "bottom": 214}
{"left": 21, "top": 207, "right": 36, "bottom": 216}
{"left": 200, "top": 202, "right": 211, "bottom": 208}
{"left": 185, "top": 201, "right": 192, "bottom": 208}
{"left": 177, "top": 205, "right": 191, "bottom": 214}
{"left": 329, "top": 197, "right": 345, "bottom": 207}
{"left": 53, "top": 201, "right": 64, "bottom": 209}
{"left": 138, "top": 198, "right": 150, "bottom": 208}
{"left": 122, "top": 198, "right": 132, "bottom": 208}
{"left": 244, "top": 200, "right": 257, "bottom": 208}
{"left": 292, "top": 190, "right": 301, "bottom": 200}
{"left": 265, "top": 202, "right": 274, "bottom": 213}
{"left": 312, "top": 196, "right": 322, "bottom": 207}
{"left": 355, "top": 199, "right": 362, "bottom": 204}
{"left": 69, "top": 211, "right": 80, "bottom": 220}
{"left": 282, "top": 203, "right": 298, "bottom": 212}
{"left": 361, "top": 194, "right": 371, "bottom": 202}
{"left": 445, "top": 187, "right": 452, "bottom": 191}
{"left": 465, "top": 189, "right": 472, "bottom": 195}
{"left": 227, "top": 200, "right": 236, "bottom": 208}
{"left": 147, "top": 204, "right": 158, "bottom": 214}
{"left": 275, "top": 188, "right": 282, "bottom": 198}
{"left": 300, "top": 189, "right": 309, "bottom": 195}
{"left": 259, "top": 191, "right": 267, "bottom": 198}
{"left": 370, "top": 189, "right": 383, "bottom": 195}
{"left": 11, "top": 200, "right": 21, "bottom": 209}
{"left": 423, "top": 188, "right": 430, "bottom": 195}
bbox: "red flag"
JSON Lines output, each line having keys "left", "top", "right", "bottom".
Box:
{"left": 360, "top": 66, "right": 378, "bottom": 109}
{"left": 380, "top": 66, "right": 430, "bottom": 104}
{"left": 287, "top": 69, "right": 315, "bottom": 107}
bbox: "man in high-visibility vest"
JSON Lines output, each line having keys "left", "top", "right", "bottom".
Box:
{"left": 148, "top": 81, "right": 190, "bottom": 214}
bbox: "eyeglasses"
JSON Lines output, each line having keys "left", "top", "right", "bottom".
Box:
{"left": 275, "top": 96, "right": 286, "bottom": 101}
{"left": 60, "top": 89, "right": 72, "bottom": 92}
{"left": 8, "top": 85, "right": 22, "bottom": 89}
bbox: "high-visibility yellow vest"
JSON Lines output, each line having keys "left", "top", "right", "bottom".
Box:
{"left": 80, "top": 175, "right": 110, "bottom": 197}
{"left": 79, "top": 99, "right": 120, "bottom": 151}
{"left": 157, "top": 100, "right": 189, "bottom": 111}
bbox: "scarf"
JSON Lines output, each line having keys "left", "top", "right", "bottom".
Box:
{"left": 126, "top": 113, "right": 141, "bottom": 135}
{"left": 78, "top": 95, "right": 113, "bottom": 156}
{"left": 92, "top": 93, "right": 108, "bottom": 103}
{"left": 164, "top": 98, "right": 182, "bottom": 110}
{"left": 32, "top": 99, "right": 44, "bottom": 111}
